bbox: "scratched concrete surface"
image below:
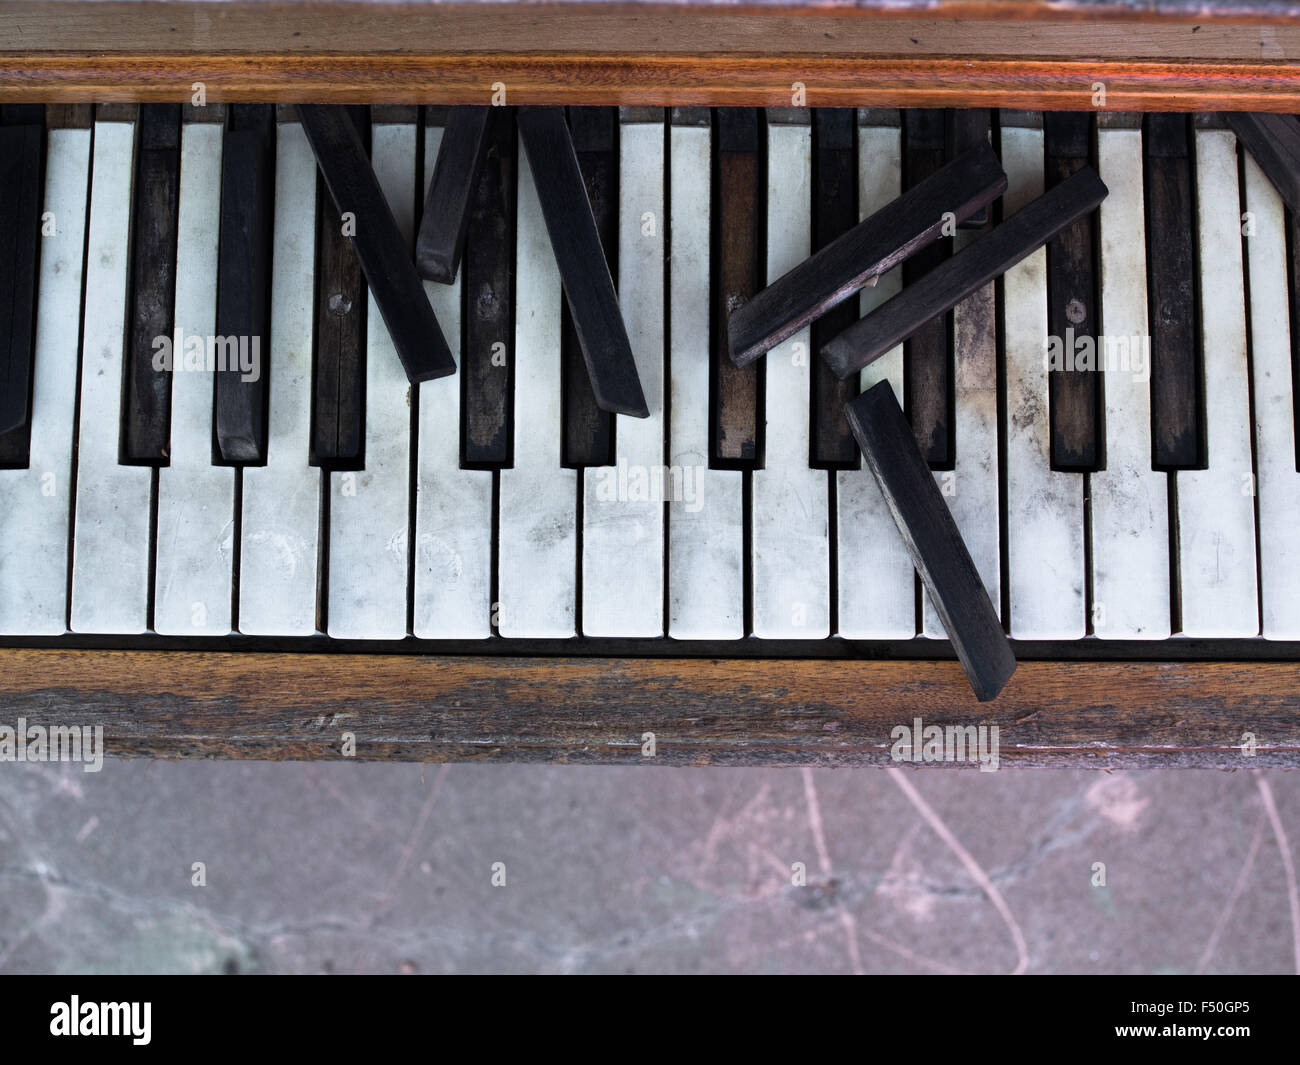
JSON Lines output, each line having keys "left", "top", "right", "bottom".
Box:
{"left": 0, "top": 763, "right": 1296, "bottom": 974}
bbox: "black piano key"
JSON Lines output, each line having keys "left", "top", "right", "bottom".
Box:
{"left": 1144, "top": 113, "right": 1203, "bottom": 470}
{"left": 213, "top": 104, "right": 275, "bottom": 465}
{"left": 298, "top": 103, "right": 456, "bottom": 385}
{"left": 562, "top": 107, "right": 618, "bottom": 467}
{"left": 712, "top": 107, "right": 762, "bottom": 465}
{"left": 0, "top": 119, "right": 43, "bottom": 466}
{"left": 946, "top": 109, "right": 992, "bottom": 227}
{"left": 311, "top": 107, "right": 370, "bottom": 469}
{"left": 845, "top": 380, "right": 1016, "bottom": 702}
{"left": 823, "top": 167, "right": 1110, "bottom": 380}
{"left": 460, "top": 106, "right": 515, "bottom": 469}
{"left": 416, "top": 105, "right": 491, "bottom": 284}
{"left": 121, "top": 103, "right": 181, "bottom": 464}
{"left": 1045, "top": 111, "right": 1102, "bottom": 471}
{"left": 516, "top": 106, "right": 648, "bottom": 419}
{"left": 1224, "top": 111, "right": 1300, "bottom": 215}
{"left": 903, "top": 109, "right": 955, "bottom": 468}
{"left": 810, "top": 108, "right": 859, "bottom": 468}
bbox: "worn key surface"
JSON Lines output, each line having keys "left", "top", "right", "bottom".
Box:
{"left": 726, "top": 139, "right": 1006, "bottom": 370}
{"left": 947, "top": 108, "right": 991, "bottom": 227}
{"left": 1224, "top": 111, "right": 1300, "bottom": 215}
{"left": 517, "top": 106, "right": 647, "bottom": 418}
{"left": 845, "top": 380, "right": 1017, "bottom": 702}
{"left": 415, "top": 104, "right": 490, "bottom": 284}
{"left": 299, "top": 103, "right": 456, "bottom": 385}
{"left": 0, "top": 116, "right": 43, "bottom": 456}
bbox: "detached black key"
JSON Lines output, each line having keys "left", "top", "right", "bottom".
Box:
{"left": 713, "top": 107, "right": 762, "bottom": 464}
{"left": 0, "top": 118, "right": 42, "bottom": 461}
{"left": 846, "top": 381, "right": 1016, "bottom": 701}
{"left": 416, "top": 105, "right": 491, "bottom": 284}
{"left": 1045, "top": 111, "right": 1101, "bottom": 470}
{"left": 562, "top": 107, "right": 617, "bottom": 467}
{"left": 214, "top": 104, "right": 275, "bottom": 464}
{"left": 460, "top": 106, "right": 515, "bottom": 469}
{"left": 946, "top": 109, "right": 991, "bottom": 227}
{"left": 727, "top": 139, "right": 1006, "bottom": 369}
{"left": 122, "top": 103, "right": 181, "bottom": 464}
{"left": 299, "top": 103, "right": 456, "bottom": 385}
{"left": 1224, "top": 111, "right": 1300, "bottom": 214}
{"left": 517, "top": 106, "right": 647, "bottom": 418}
{"left": 1144, "top": 113, "right": 1202, "bottom": 470}
{"left": 810, "top": 108, "right": 858, "bottom": 468}
{"left": 824, "top": 167, "right": 1110, "bottom": 380}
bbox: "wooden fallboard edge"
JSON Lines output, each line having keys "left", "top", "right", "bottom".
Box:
{"left": 0, "top": 649, "right": 1295, "bottom": 767}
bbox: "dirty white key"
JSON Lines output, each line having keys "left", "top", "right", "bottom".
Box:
{"left": 70, "top": 120, "right": 152, "bottom": 634}
{"left": 838, "top": 118, "right": 915, "bottom": 640}
{"left": 583, "top": 114, "right": 666, "bottom": 637}
{"left": 1001, "top": 122, "right": 1086, "bottom": 639}
{"left": 1244, "top": 155, "right": 1297, "bottom": 637}
{"left": 752, "top": 116, "right": 829, "bottom": 639}
{"left": 1089, "top": 124, "right": 1170, "bottom": 640}
{"left": 1177, "top": 128, "right": 1258, "bottom": 637}
{"left": 413, "top": 121, "right": 492, "bottom": 639}
{"left": 0, "top": 129, "right": 90, "bottom": 635}
{"left": 154, "top": 122, "right": 234, "bottom": 635}
{"left": 239, "top": 122, "right": 321, "bottom": 636}
{"left": 327, "top": 121, "right": 417, "bottom": 639}
{"left": 498, "top": 142, "right": 577, "bottom": 638}
{"left": 667, "top": 116, "right": 743, "bottom": 640}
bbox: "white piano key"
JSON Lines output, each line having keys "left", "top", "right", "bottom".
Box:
{"left": 327, "top": 122, "right": 418, "bottom": 640}
{"left": 1089, "top": 126, "right": 1171, "bottom": 640}
{"left": 1243, "top": 155, "right": 1298, "bottom": 638}
{"left": 238, "top": 122, "right": 321, "bottom": 636}
{"left": 1177, "top": 129, "right": 1258, "bottom": 638}
{"left": 582, "top": 117, "right": 666, "bottom": 637}
{"left": 837, "top": 122, "right": 915, "bottom": 640}
{"left": 154, "top": 122, "right": 235, "bottom": 635}
{"left": 752, "top": 119, "right": 830, "bottom": 639}
{"left": 1001, "top": 124, "right": 1086, "bottom": 640}
{"left": 667, "top": 121, "right": 744, "bottom": 640}
{"left": 497, "top": 140, "right": 577, "bottom": 638}
{"left": 70, "top": 120, "right": 153, "bottom": 634}
{"left": 0, "top": 129, "right": 90, "bottom": 635}
{"left": 413, "top": 123, "right": 493, "bottom": 640}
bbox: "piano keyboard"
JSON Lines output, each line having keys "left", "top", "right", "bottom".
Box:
{"left": 2, "top": 104, "right": 1298, "bottom": 647}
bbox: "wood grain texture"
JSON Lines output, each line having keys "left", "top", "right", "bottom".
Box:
{"left": 0, "top": 649, "right": 1295, "bottom": 767}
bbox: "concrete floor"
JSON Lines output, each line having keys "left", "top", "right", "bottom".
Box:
{"left": 0, "top": 761, "right": 1296, "bottom": 974}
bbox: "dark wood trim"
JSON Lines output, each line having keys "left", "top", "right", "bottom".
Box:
{"left": 0, "top": 649, "right": 1295, "bottom": 766}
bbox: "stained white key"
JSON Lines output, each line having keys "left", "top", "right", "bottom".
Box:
{"left": 413, "top": 122, "right": 492, "bottom": 639}
{"left": 1244, "top": 156, "right": 1300, "bottom": 639}
{"left": 667, "top": 119, "right": 743, "bottom": 640}
{"left": 1089, "top": 125, "right": 1171, "bottom": 640}
{"left": 1177, "top": 129, "right": 1258, "bottom": 638}
{"left": 70, "top": 121, "right": 152, "bottom": 634}
{"left": 0, "top": 129, "right": 90, "bottom": 635}
{"left": 327, "top": 122, "right": 417, "bottom": 640}
{"left": 752, "top": 118, "right": 829, "bottom": 639}
{"left": 498, "top": 141, "right": 577, "bottom": 638}
{"left": 837, "top": 120, "right": 914, "bottom": 640}
{"left": 1001, "top": 123, "right": 1086, "bottom": 640}
{"left": 583, "top": 116, "right": 666, "bottom": 637}
{"left": 154, "top": 122, "right": 234, "bottom": 635}
{"left": 239, "top": 122, "right": 321, "bottom": 636}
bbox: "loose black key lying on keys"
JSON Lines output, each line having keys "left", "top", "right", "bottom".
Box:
{"left": 810, "top": 108, "right": 859, "bottom": 468}
{"left": 214, "top": 104, "right": 275, "bottom": 464}
{"left": 1144, "top": 113, "right": 1202, "bottom": 469}
{"left": 1224, "top": 111, "right": 1300, "bottom": 214}
{"left": 713, "top": 107, "right": 762, "bottom": 464}
{"left": 903, "top": 109, "right": 955, "bottom": 467}
{"left": 122, "top": 103, "right": 181, "bottom": 464}
{"left": 727, "top": 139, "right": 1007, "bottom": 369}
{"left": 824, "top": 166, "right": 1109, "bottom": 379}
{"left": 0, "top": 115, "right": 42, "bottom": 460}
{"left": 1045, "top": 111, "right": 1101, "bottom": 470}
{"left": 563, "top": 106, "right": 618, "bottom": 467}
{"left": 416, "top": 105, "right": 491, "bottom": 284}
{"left": 517, "top": 106, "right": 647, "bottom": 418}
{"left": 946, "top": 109, "right": 992, "bottom": 228}
{"left": 460, "top": 106, "right": 515, "bottom": 468}
{"left": 299, "top": 103, "right": 456, "bottom": 385}
{"left": 311, "top": 106, "right": 371, "bottom": 469}
{"left": 845, "top": 380, "right": 1016, "bottom": 701}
